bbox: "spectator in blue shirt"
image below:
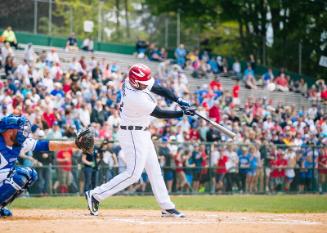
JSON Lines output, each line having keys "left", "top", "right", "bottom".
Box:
{"left": 239, "top": 147, "right": 250, "bottom": 192}
{"left": 175, "top": 44, "right": 187, "bottom": 68}
{"left": 243, "top": 64, "right": 257, "bottom": 89}
{"left": 208, "top": 57, "right": 219, "bottom": 74}
{"left": 262, "top": 67, "right": 274, "bottom": 88}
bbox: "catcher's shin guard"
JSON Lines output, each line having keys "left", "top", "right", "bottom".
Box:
{"left": 0, "top": 167, "right": 38, "bottom": 208}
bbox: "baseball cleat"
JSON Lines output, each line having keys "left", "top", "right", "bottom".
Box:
{"left": 0, "top": 207, "right": 13, "bottom": 217}
{"left": 161, "top": 209, "right": 185, "bottom": 218}
{"left": 85, "top": 191, "right": 99, "bottom": 216}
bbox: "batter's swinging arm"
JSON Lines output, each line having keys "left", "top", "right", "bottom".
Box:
{"left": 194, "top": 112, "right": 236, "bottom": 139}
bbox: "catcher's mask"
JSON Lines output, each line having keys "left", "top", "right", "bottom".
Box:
{"left": 0, "top": 114, "right": 31, "bottom": 145}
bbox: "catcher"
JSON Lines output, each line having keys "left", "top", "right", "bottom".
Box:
{"left": 0, "top": 114, "right": 94, "bottom": 217}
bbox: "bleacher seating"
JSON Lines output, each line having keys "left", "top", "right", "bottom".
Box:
{"left": 11, "top": 44, "right": 311, "bottom": 109}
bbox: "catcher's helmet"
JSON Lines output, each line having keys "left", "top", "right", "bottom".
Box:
{"left": 0, "top": 114, "right": 31, "bottom": 145}
{"left": 128, "top": 63, "right": 153, "bottom": 88}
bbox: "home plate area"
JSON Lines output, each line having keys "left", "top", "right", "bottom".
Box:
{"left": 1, "top": 209, "right": 326, "bottom": 233}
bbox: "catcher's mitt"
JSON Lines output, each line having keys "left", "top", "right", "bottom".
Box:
{"left": 75, "top": 128, "right": 95, "bottom": 154}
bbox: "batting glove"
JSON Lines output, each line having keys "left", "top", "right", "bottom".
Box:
{"left": 181, "top": 106, "right": 196, "bottom": 116}
{"left": 177, "top": 97, "right": 191, "bottom": 107}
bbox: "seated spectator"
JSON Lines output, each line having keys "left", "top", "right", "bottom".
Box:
{"left": 209, "top": 75, "right": 222, "bottom": 92}
{"left": 1, "top": 42, "right": 14, "bottom": 63}
{"left": 81, "top": 37, "right": 94, "bottom": 52}
{"left": 24, "top": 43, "right": 36, "bottom": 65}
{"left": 2, "top": 26, "right": 18, "bottom": 49}
{"left": 243, "top": 64, "right": 257, "bottom": 89}
{"left": 135, "top": 38, "right": 148, "bottom": 58}
{"left": 148, "top": 43, "right": 163, "bottom": 62}
{"left": 208, "top": 57, "right": 219, "bottom": 74}
{"left": 232, "top": 59, "right": 242, "bottom": 79}
{"left": 232, "top": 80, "right": 240, "bottom": 106}
{"left": 262, "top": 67, "right": 274, "bottom": 88}
{"left": 46, "top": 48, "right": 60, "bottom": 67}
{"left": 65, "top": 32, "right": 78, "bottom": 52}
{"left": 175, "top": 44, "right": 187, "bottom": 68}
{"left": 274, "top": 73, "right": 289, "bottom": 92}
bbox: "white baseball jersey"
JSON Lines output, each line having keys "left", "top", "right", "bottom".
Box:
{"left": 119, "top": 79, "right": 156, "bottom": 127}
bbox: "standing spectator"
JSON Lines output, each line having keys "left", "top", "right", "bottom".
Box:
{"left": 318, "top": 147, "right": 327, "bottom": 193}
{"left": 158, "top": 137, "right": 174, "bottom": 193}
{"left": 246, "top": 146, "right": 258, "bottom": 193}
{"left": 65, "top": 32, "right": 78, "bottom": 52}
{"left": 33, "top": 130, "right": 54, "bottom": 195}
{"left": 225, "top": 144, "right": 240, "bottom": 192}
{"left": 174, "top": 148, "right": 191, "bottom": 192}
{"left": 299, "top": 154, "right": 316, "bottom": 192}
{"left": 56, "top": 149, "right": 73, "bottom": 193}
{"left": 238, "top": 147, "right": 250, "bottom": 192}
{"left": 175, "top": 44, "right": 187, "bottom": 68}
{"left": 284, "top": 147, "right": 296, "bottom": 191}
{"left": 2, "top": 26, "right": 18, "bottom": 49}
{"left": 191, "top": 144, "right": 202, "bottom": 192}
{"left": 216, "top": 146, "right": 228, "bottom": 192}
{"left": 82, "top": 149, "right": 100, "bottom": 192}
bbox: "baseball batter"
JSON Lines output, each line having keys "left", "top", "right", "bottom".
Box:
{"left": 86, "top": 63, "right": 195, "bottom": 217}
{"left": 0, "top": 115, "right": 94, "bottom": 217}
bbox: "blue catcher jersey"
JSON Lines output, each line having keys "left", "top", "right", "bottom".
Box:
{"left": 0, "top": 136, "right": 37, "bottom": 182}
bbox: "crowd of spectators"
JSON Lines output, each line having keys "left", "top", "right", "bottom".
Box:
{"left": 0, "top": 31, "right": 326, "bottom": 196}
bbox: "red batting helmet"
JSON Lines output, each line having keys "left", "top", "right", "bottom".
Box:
{"left": 128, "top": 63, "right": 153, "bottom": 88}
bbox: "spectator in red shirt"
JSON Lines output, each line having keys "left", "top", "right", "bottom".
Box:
{"left": 174, "top": 148, "right": 191, "bottom": 192}
{"left": 232, "top": 80, "right": 240, "bottom": 106}
{"left": 270, "top": 151, "right": 287, "bottom": 191}
{"left": 42, "top": 108, "right": 56, "bottom": 128}
{"left": 189, "top": 127, "right": 200, "bottom": 141}
{"left": 274, "top": 73, "right": 289, "bottom": 92}
{"left": 208, "top": 102, "right": 220, "bottom": 123}
{"left": 216, "top": 147, "right": 228, "bottom": 192}
{"left": 56, "top": 149, "right": 73, "bottom": 193}
{"left": 209, "top": 75, "right": 222, "bottom": 91}
{"left": 318, "top": 147, "right": 327, "bottom": 193}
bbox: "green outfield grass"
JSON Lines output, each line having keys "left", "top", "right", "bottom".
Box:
{"left": 10, "top": 195, "right": 327, "bottom": 213}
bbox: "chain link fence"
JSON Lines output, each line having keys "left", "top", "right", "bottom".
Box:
{"left": 18, "top": 142, "right": 327, "bottom": 196}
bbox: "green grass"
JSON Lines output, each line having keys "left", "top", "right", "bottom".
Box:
{"left": 10, "top": 195, "right": 327, "bottom": 213}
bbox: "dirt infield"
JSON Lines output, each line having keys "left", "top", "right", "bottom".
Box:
{"left": 1, "top": 209, "right": 326, "bottom": 233}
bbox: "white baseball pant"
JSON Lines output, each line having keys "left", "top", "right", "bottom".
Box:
{"left": 92, "top": 129, "right": 175, "bottom": 210}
